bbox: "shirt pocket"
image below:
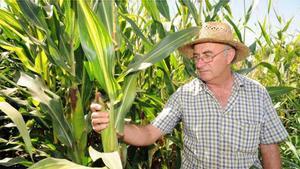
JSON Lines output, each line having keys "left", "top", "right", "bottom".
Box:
{"left": 230, "top": 119, "right": 260, "bottom": 153}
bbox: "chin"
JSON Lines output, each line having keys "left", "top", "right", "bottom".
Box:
{"left": 198, "top": 74, "right": 213, "bottom": 82}
{"left": 198, "top": 71, "right": 211, "bottom": 78}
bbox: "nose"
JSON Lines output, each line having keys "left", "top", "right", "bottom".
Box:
{"left": 195, "top": 59, "right": 206, "bottom": 69}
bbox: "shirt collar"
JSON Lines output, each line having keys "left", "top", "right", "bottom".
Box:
{"left": 195, "top": 71, "right": 245, "bottom": 90}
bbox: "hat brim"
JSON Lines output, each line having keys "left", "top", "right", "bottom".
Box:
{"left": 179, "top": 38, "right": 250, "bottom": 63}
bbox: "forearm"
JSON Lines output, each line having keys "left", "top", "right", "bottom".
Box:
{"left": 260, "top": 144, "right": 282, "bottom": 169}
{"left": 122, "top": 124, "right": 162, "bottom": 146}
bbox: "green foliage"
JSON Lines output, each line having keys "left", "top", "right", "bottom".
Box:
{"left": 0, "top": 0, "right": 299, "bottom": 169}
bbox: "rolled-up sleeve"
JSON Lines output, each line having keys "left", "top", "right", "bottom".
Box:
{"left": 259, "top": 89, "right": 288, "bottom": 144}
{"left": 151, "top": 88, "right": 183, "bottom": 134}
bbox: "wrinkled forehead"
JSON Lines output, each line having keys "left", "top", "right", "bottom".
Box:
{"left": 193, "top": 42, "right": 228, "bottom": 52}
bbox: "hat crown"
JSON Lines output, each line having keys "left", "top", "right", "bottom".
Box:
{"left": 199, "top": 22, "right": 234, "bottom": 41}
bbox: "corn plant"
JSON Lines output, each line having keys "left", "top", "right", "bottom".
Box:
{"left": 0, "top": 0, "right": 299, "bottom": 169}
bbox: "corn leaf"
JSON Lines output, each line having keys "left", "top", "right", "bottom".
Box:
{"left": 0, "top": 40, "right": 35, "bottom": 72}
{"left": 156, "top": 0, "right": 170, "bottom": 21}
{"left": 244, "top": 1, "right": 254, "bottom": 24}
{"left": 77, "top": 0, "right": 119, "bottom": 100}
{"left": 266, "top": 86, "right": 298, "bottom": 98}
{"left": 258, "top": 21, "right": 272, "bottom": 46}
{"left": 237, "top": 62, "right": 282, "bottom": 83}
{"left": 94, "top": 0, "right": 114, "bottom": 37}
{"left": 0, "top": 157, "right": 32, "bottom": 167}
{"left": 224, "top": 15, "right": 243, "bottom": 43}
{"left": 126, "top": 27, "right": 199, "bottom": 74}
{"left": 89, "top": 146, "right": 122, "bottom": 169}
{"left": 119, "top": 13, "right": 152, "bottom": 47}
{"left": 16, "top": 0, "right": 48, "bottom": 32}
{"left": 0, "top": 10, "right": 32, "bottom": 44}
{"left": 0, "top": 102, "right": 34, "bottom": 160}
{"left": 115, "top": 74, "right": 138, "bottom": 133}
{"left": 142, "top": 0, "right": 160, "bottom": 21}
{"left": 17, "top": 72, "right": 74, "bottom": 148}
{"left": 210, "top": 0, "right": 229, "bottom": 21}
{"left": 182, "top": 0, "right": 200, "bottom": 25}
{"left": 0, "top": 9, "right": 22, "bottom": 31}
{"left": 77, "top": 0, "right": 119, "bottom": 153}
{"left": 28, "top": 157, "right": 106, "bottom": 169}
{"left": 268, "top": 0, "right": 272, "bottom": 14}
{"left": 70, "top": 88, "right": 87, "bottom": 163}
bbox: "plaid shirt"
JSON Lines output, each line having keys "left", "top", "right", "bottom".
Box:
{"left": 152, "top": 72, "right": 288, "bottom": 169}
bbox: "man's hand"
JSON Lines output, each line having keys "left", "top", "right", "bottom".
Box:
{"left": 90, "top": 103, "right": 109, "bottom": 133}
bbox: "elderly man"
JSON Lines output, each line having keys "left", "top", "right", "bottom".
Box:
{"left": 91, "top": 22, "right": 288, "bottom": 169}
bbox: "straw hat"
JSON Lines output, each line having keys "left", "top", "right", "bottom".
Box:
{"left": 179, "top": 22, "right": 250, "bottom": 63}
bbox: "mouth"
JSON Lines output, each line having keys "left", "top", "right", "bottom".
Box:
{"left": 198, "top": 70, "right": 209, "bottom": 73}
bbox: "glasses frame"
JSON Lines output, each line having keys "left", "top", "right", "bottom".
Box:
{"left": 193, "top": 48, "right": 230, "bottom": 63}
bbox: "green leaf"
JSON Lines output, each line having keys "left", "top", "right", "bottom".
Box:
{"left": 237, "top": 62, "right": 282, "bottom": 83}
{"left": 115, "top": 74, "right": 138, "bottom": 133}
{"left": 17, "top": 0, "right": 48, "bottom": 32}
{"left": 182, "top": 0, "right": 200, "bottom": 25}
{"left": 156, "top": 0, "right": 170, "bottom": 21}
{"left": 212, "top": 0, "right": 229, "bottom": 20}
{"left": 258, "top": 21, "right": 272, "bottom": 46}
{"left": 268, "top": 0, "right": 272, "bottom": 14}
{"left": 28, "top": 157, "right": 107, "bottom": 169}
{"left": 142, "top": 0, "right": 160, "bottom": 21}
{"left": 94, "top": 0, "right": 114, "bottom": 37}
{"left": 244, "top": 1, "right": 254, "bottom": 24}
{"left": 16, "top": 72, "right": 74, "bottom": 148}
{"left": 259, "top": 62, "right": 282, "bottom": 83}
{"left": 224, "top": 15, "right": 243, "bottom": 43}
{"left": 77, "top": 0, "right": 119, "bottom": 152}
{"left": 126, "top": 27, "right": 199, "bottom": 74}
{"left": 282, "top": 17, "right": 293, "bottom": 33}
{"left": 70, "top": 87, "right": 87, "bottom": 163}
{"left": 0, "top": 40, "right": 35, "bottom": 72}
{"left": 119, "top": 13, "right": 152, "bottom": 47}
{"left": 249, "top": 41, "right": 256, "bottom": 54}
{"left": 0, "top": 9, "right": 22, "bottom": 31}
{"left": 266, "top": 86, "right": 297, "bottom": 98}
{"left": 0, "top": 157, "right": 32, "bottom": 167}
{"left": 0, "top": 10, "right": 32, "bottom": 44}
{"left": 77, "top": 0, "right": 119, "bottom": 100}
{"left": 0, "top": 102, "right": 34, "bottom": 160}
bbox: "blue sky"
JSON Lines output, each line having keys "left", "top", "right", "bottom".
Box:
{"left": 230, "top": 0, "right": 300, "bottom": 44}
{"left": 168, "top": 0, "right": 300, "bottom": 45}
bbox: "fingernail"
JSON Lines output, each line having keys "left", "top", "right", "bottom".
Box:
{"left": 95, "top": 104, "right": 102, "bottom": 110}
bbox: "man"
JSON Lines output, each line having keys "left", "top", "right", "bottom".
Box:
{"left": 91, "top": 22, "right": 288, "bottom": 169}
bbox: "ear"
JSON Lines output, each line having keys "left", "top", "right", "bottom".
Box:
{"left": 226, "top": 49, "right": 236, "bottom": 64}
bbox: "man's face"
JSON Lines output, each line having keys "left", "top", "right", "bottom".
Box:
{"left": 193, "top": 42, "right": 234, "bottom": 83}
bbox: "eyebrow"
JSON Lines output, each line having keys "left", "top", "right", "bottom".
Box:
{"left": 193, "top": 50, "right": 213, "bottom": 55}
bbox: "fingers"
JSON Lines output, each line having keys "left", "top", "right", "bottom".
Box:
{"left": 90, "top": 103, "right": 102, "bottom": 112}
{"left": 91, "top": 113, "right": 110, "bottom": 133}
{"left": 90, "top": 103, "right": 109, "bottom": 133}
{"left": 92, "top": 123, "right": 109, "bottom": 133}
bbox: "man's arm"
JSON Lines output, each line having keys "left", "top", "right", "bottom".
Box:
{"left": 260, "top": 143, "right": 282, "bottom": 169}
{"left": 91, "top": 103, "right": 163, "bottom": 146}
{"left": 123, "top": 124, "right": 163, "bottom": 146}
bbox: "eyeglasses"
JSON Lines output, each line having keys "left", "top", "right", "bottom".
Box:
{"left": 192, "top": 48, "right": 230, "bottom": 63}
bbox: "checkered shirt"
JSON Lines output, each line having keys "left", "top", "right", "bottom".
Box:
{"left": 151, "top": 72, "right": 288, "bottom": 169}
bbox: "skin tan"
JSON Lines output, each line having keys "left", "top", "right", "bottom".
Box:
{"left": 90, "top": 42, "right": 282, "bottom": 168}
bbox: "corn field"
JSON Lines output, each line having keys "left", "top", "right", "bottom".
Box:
{"left": 0, "top": 0, "right": 299, "bottom": 169}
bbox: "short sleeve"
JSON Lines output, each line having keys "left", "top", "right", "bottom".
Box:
{"left": 151, "top": 88, "right": 183, "bottom": 134}
{"left": 259, "top": 89, "right": 288, "bottom": 144}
